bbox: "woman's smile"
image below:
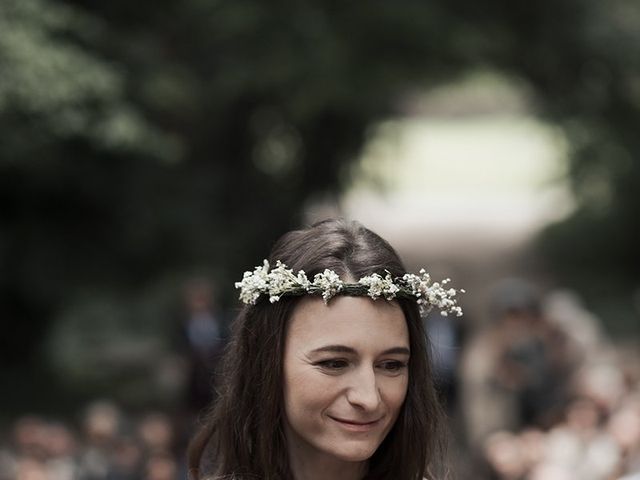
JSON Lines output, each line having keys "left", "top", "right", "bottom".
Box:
{"left": 328, "top": 416, "right": 383, "bottom": 432}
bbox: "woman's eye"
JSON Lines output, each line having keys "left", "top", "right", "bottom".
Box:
{"left": 317, "top": 359, "right": 349, "bottom": 370}
{"left": 378, "top": 361, "right": 407, "bottom": 373}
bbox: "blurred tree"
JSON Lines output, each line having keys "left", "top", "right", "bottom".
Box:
{"left": 1, "top": 0, "right": 638, "bottom": 407}
{"left": 484, "top": 0, "right": 640, "bottom": 333}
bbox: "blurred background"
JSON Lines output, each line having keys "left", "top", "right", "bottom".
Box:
{"left": 1, "top": 0, "right": 639, "bottom": 479}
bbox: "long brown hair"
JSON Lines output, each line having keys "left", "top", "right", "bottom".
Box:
{"left": 188, "top": 219, "right": 446, "bottom": 480}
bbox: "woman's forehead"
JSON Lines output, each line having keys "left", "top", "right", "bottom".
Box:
{"left": 285, "top": 296, "right": 409, "bottom": 351}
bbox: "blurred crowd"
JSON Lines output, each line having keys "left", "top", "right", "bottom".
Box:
{"left": 0, "top": 278, "right": 224, "bottom": 480}
{"left": 0, "top": 403, "right": 188, "bottom": 480}
{"left": 1, "top": 278, "right": 638, "bottom": 480}
{"left": 459, "top": 282, "right": 640, "bottom": 480}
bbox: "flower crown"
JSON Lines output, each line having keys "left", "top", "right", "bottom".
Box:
{"left": 234, "top": 260, "right": 464, "bottom": 317}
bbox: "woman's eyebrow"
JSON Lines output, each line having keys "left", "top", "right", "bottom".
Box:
{"left": 381, "top": 347, "right": 411, "bottom": 355}
{"left": 309, "top": 345, "right": 410, "bottom": 355}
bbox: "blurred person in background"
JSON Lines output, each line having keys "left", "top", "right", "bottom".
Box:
{"left": 106, "top": 436, "right": 143, "bottom": 480}
{"left": 179, "top": 278, "right": 227, "bottom": 414}
{"left": 143, "top": 452, "right": 178, "bottom": 480}
{"left": 608, "top": 393, "right": 640, "bottom": 475}
{"left": 7, "top": 417, "right": 49, "bottom": 480}
{"left": 42, "top": 422, "right": 77, "bottom": 480}
{"left": 3, "top": 417, "right": 79, "bottom": 480}
{"left": 13, "top": 457, "right": 49, "bottom": 480}
{"left": 77, "top": 401, "right": 122, "bottom": 480}
{"left": 460, "top": 279, "right": 576, "bottom": 459}
{"left": 136, "top": 413, "right": 175, "bottom": 456}
{"left": 12, "top": 417, "right": 48, "bottom": 462}
{"left": 425, "top": 310, "right": 465, "bottom": 412}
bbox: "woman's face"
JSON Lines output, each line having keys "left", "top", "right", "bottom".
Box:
{"left": 282, "top": 295, "right": 410, "bottom": 466}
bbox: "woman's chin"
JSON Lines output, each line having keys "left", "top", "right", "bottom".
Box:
{"left": 329, "top": 443, "right": 379, "bottom": 463}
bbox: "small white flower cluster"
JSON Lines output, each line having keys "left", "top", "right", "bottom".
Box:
{"left": 235, "top": 260, "right": 272, "bottom": 305}
{"left": 358, "top": 273, "right": 400, "bottom": 300}
{"left": 266, "top": 260, "right": 311, "bottom": 303}
{"left": 312, "top": 269, "right": 344, "bottom": 301}
{"left": 235, "top": 260, "right": 310, "bottom": 304}
{"left": 400, "top": 269, "right": 465, "bottom": 317}
{"left": 234, "top": 260, "right": 464, "bottom": 317}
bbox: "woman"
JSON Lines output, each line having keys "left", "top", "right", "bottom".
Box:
{"left": 188, "top": 219, "right": 462, "bottom": 480}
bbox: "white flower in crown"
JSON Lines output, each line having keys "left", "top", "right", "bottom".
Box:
{"left": 312, "top": 269, "right": 344, "bottom": 302}
{"left": 267, "top": 261, "right": 311, "bottom": 303}
{"left": 426, "top": 281, "right": 464, "bottom": 317}
{"left": 358, "top": 272, "right": 400, "bottom": 300}
{"left": 234, "top": 259, "right": 272, "bottom": 305}
{"left": 401, "top": 269, "right": 431, "bottom": 296}
{"left": 400, "top": 270, "right": 464, "bottom": 317}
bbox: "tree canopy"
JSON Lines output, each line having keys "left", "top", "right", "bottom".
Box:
{"left": 1, "top": 0, "right": 639, "bottom": 406}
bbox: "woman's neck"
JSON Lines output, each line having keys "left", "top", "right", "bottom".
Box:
{"left": 284, "top": 423, "right": 368, "bottom": 480}
{"left": 288, "top": 453, "right": 367, "bottom": 480}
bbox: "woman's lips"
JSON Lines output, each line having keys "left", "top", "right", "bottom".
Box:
{"left": 329, "top": 416, "right": 381, "bottom": 432}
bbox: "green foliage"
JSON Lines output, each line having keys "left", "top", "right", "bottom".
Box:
{"left": 518, "top": 0, "right": 640, "bottom": 332}
{"left": 0, "top": 0, "right": 178, "bottom": 159}
{"left": 1, "top": 0, "right": 639, "bottom": 404}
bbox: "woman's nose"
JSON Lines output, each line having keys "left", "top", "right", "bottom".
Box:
{"left": 346, "top": 367, "right": 381, "bottom": 411}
